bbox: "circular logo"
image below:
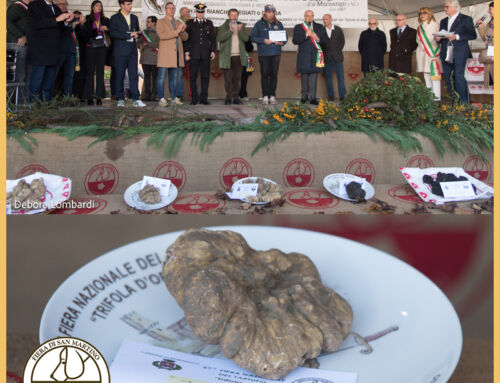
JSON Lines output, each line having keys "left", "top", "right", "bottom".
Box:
{"left": 405, "top": 155, "right": 434, "bottom": 169}
{"left": 347, "top": 66, "right": 361, "bottom": 80}
{"left": 283, "top": 158, "right": 315, "bottom": 187}
{"left": 84, "top": 164, "right": 119, "bottom": 195}
{"left": 285, "top": 189, "right": 339, "bottom": 210}
{"left": 466, "top": 58, "right": 484, "bottom": 76}
{"left": 16, "top": 164, "right": 50, "bottom": 178}
{"left": 23, "top": 337, "right": 109, "bottom": 383}
{"left": 345, "top": 158, "right": 376, "bottom": 183}
{"left": 153, "top": 161, "right": 187, "bottom": 191}
{"left": 387, "top": 185, "right": 421, "bottom": 203}
{"left": 463, "top": 155, "right": 491, "bottom": 181}
{"left": 51, "top": 198, "right": 108, "bottom": 215}
{"left": 169, "top": 194, "right": 225, "bottom": 214}
{"left": 219, "top": 157, "right": 252, "bottom": 190}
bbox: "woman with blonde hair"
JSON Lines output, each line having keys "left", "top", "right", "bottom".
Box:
{"left": 416, "top": 7, "right": 442, "bottom": 101}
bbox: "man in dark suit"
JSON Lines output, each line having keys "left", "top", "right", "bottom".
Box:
{"left": 109, "top": 0, "right": 146, "bottom": 107}
{"left": 322, "top": 13, "right": 346, "bottom": 101}
{"left": 292, "top": 9, "right": 327, "bottom": 105}
{"left": 435, "top": 0, "right": 477, "bottom": 103}
{"left": 184, "top": 3, "right": 216, "bottom": 105}
{"left": 358, "top": 18, "right": 387, "bottom": 76}
{"left": 27, "top": 0, "right": 74, "bottom": 102}
{"left": 389, "top": 14, "right": 418, "bottom": 74}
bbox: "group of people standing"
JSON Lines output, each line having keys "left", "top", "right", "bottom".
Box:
{"left": 7, "top": 0, "right": 494, "bottom": 106}
{"left": 359, "top": 1, "right": 493, "bottom": 103}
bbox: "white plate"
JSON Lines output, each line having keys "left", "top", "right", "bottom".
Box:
{"left": 123, "top": 181, "right": 178, "bottom": 211}
{"left": 323, "top": 173, "right": 375, "bottom": 201}
{"left": 231, "top": 177, "right": 281, "bottom": 205}
{"left": 7, "top": 172, "right": 72, "bottom": 215}
{"left": 40, "top": 226, "right": 462, "bottom": 383}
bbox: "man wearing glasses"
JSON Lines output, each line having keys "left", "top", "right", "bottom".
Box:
{"left": 184, "top": 3, "right": 216, "bottom": 105}
{"left": 434, "top": 0, "right": 476, "bottom": 103}
{"left": 389, "top": 14, "right": 417, "bottom": 74}
{"left": 358, "top": 18, "right": 387, "bottom": 76}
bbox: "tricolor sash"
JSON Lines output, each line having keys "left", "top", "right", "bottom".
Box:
{"left": 71, "top": 31, "right": 80, "bottom": 71}
{"left": 245, "top": 52, "right": 254, "bottom": 72}
{"left": 141, "top": 30, "right": 158, "bottom": 53}
{"left": 301, "top": 22, "right": 324, "bottom": 68}
{"left": 417, "top": 25, "right": 441, "bottom": 80}
{"left": 14, "top": 1, "right": 28, "bottom": 11}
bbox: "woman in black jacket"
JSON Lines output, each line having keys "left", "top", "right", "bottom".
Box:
{"left": 82, "top": 0, "right": 110, "bottom": 105}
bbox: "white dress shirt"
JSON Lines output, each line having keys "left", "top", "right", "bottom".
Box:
{"left": 447, "top": 12, "right": 460, "bottom": 40}
{"left": 326, "top": 25, "right": 334, "bottom": 38}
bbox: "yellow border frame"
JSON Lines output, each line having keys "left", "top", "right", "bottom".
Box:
{"left": 0, "top": 3, "right": 497, "bottom": 383}
{"left": 1, "top": 0, "right": 7, "bottom": 380}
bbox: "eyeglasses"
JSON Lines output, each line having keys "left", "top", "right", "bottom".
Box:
{"left": 396, "top": 18, "right": 405, "bottom": 21}
{"left": 368, "top": 22, "right": 378, "bottom": 25}
{"left": 418, "top": 11, "right": 428, "bottom": 15}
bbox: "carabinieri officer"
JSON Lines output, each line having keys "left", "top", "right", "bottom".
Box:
{"left": 184, "top": 3, "right": 216, "bottom": 105}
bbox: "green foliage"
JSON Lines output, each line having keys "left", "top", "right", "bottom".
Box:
{"left": 6, "top": 71, "right": 493, "bottom": 161}
{"left": 342, "top": 69, "right": 436, "bottom": 128}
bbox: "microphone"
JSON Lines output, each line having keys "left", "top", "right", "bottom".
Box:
{"left": 474, "top": 14, "right": 487, "bottom": 28}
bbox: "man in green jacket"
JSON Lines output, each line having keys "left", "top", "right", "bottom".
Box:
{"left": 216, "top": 8, "right": 249, "bottom": 105}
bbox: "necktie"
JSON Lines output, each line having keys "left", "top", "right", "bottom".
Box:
{"left": 397, "top": 28, "right": 402, "bottom": 38}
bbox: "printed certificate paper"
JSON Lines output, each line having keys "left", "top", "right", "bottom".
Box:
{"left": 111, "top": 340, "right": 358, "bottom": 383}
{"left": 269, "top": 30, "right": 287, "bottom": 42}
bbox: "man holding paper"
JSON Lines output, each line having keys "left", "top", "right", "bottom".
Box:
{"left": 292, "top": 10, "right": 327, "bottom": 105}
{"left": 109, "top": 0, "right": 146, "bottom": 107}
{"left": 434, "top": 0, "right": 477, "bottom": 103}
{"left": 251, "top": 4, "right": 287, "bottom": 105}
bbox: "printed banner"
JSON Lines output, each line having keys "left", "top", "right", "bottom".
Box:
{"left": 142, "top": 0, "right": 368, "bottom": 28}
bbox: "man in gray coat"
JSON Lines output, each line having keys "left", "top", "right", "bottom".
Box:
{"left": 322, "top": 13, "right": 346, "bottom": 101}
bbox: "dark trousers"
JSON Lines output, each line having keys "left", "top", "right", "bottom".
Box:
{"left": 142, "top": 64, "right": 158, "bottom": 100}
{"left": 29, "top": 65, "right": 57, "bottom": 102}
{"left": 188, "top": 57, "right": 210, "bottom": 102}
{"left": 56, "top": 53, "right": 76, "bottom": 97}
{"left": 110, "top": 66, "right": 116, "bottom": 97}
{"left": 258, "top": 55, "right": 280, "bottom": 97}
{"left": 223, "top": 56, "right": 242, "bottom": 100}
{"left": 442, "top": 58, "right": 469, "bottom": 103}
{"left": 324, "top": 59, "right": 346, "bottom": 99}
{"left": 84, "top": 46, "right": 107, "bottom": 100}
{"left": 300, "top": 72, "right": 318, "bottom": 100}
{"left": 114, "top": 52, "right": 140, "bottom": 101}
{"left": 239, "top": 66, "right": 251, "bottom": 98}
{"left": 72, "top": 58, "right": 86, "bottom": 99}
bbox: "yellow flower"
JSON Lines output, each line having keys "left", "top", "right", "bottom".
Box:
{"left": 263, "top": 120, "right": 269, "bottom": 125}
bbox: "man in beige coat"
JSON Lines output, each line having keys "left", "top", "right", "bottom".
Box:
{"left": 156, "top": 1, "right": 188, "bottom": 106}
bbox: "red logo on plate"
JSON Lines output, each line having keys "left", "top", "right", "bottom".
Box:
{"left": 16, "top": 164, "right": 49, "bottom": 178}
{"left": 169, "top": 194, "right": 225, "bottom": 214}
{"left": 219, "top": 157, "right": 252, "bottom": 190}
{"left": 285, "top": 189, "right": 338, "bottom": 209}
{"left": 51, "top": 197, "right": 108, "bottom": 215}
{"left": 153, "top": 161, "right": 187, "bottom": 191}
{"left": 406, "top": 155, "right": 434, "bottom": 169}
{"left": 345, "top": 158, "right": 376, "bottom": 183}
{"left": 283, "top": 158, "right": 315, "bottom": 187}
{"left": 347, "top": 67, "right": 361, "bottom": 80}
{"left": 387, "top": 185, "right": 421, "bottom": 203}
{"left": 463, "top": 155, "right": 490, "bottom": 181}
{"left": 84, "top": 163, "right": 119, "bottom": 195}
